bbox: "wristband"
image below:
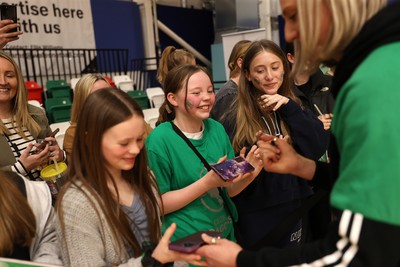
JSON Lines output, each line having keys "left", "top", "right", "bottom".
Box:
{"left": 141, "top": 241, "right": 173, "bottom": 267}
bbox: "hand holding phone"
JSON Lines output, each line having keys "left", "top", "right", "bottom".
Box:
{"left": 211, "top": 156, "right": 255, "bottom": 181}
{"left": 0, "top": 4, "right": 18, "bottom": 33}
{"left": 32, "top": 128, "right": 60, "bottom": 153}
{"left": 168, "top": 231, "right": 222, "bottom": 253}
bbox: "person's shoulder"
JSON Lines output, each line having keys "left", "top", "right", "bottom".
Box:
{"left": 216, "top": 80, "right": 238, "bottom": 99}
{"left": 28, "top": 104, "right": 46, "bottom": 115}
{"left": 21, "top": 175, "right": 53, "bottom": 216}
{"left": 311, "top": 69, "right": 332, "bottom": 88}
{"left": 349, "top": 43, "right": 400, "bottom": 95}
{"left": 59, "top": 182, "right": 106, "bottom": 226}
{"left": 204, "top": 118, "right": 217, "bottom": 125}
{"left": 64, "top": 124, "right": 76, "bottom": 137}
{"left": 204, "top": 118, "right": 226, "bottom": 132}
{"left": 363, "top": 42, "right": 400, "bottom": 72}
{"left": 219, "top": 80, "right": 237, "bottom": 91}
{"left": 24, "top": 178, "right": 50, "bottom": 197}
{"left": 148, "top": 121, "right": 173, "bottom": 135}
{"left": 28, "top": 104, "right": 48, "bottom": 127}
{"left": 61, "top": 182, "right": 92, "bottom": 205}
{"left": 146, "top": 122, "right": 173, "bottom": 144}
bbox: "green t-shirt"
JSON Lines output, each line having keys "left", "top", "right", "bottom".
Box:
{"left": 331, "top": 43, "right": 400, "bottom": 226}
{"left": 146, "top": 119, "right": 238, "bottom": 241}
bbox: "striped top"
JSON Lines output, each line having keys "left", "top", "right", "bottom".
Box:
{"left": 2, "top": 118, "right": 41, "bottom": 180}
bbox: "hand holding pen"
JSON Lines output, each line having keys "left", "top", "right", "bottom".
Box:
{"left": 255, "top": 131, "right": 300, "bottom": 174}
{"left": 314, "top": 104, "right": 333, "bottom": 130}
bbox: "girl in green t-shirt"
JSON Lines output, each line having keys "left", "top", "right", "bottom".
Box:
{"left": 146, "top": 64, "right": 262, "bottom": 248}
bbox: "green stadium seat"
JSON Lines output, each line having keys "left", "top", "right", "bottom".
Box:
{"left": 127, "top": 90, "right": 150, "bottom": 110}
{"left": 46, "top": 79, "right": 68, "bottom": 89}
{"left": 45, "top": 97, "right": 72, "bottom": 123}
{"left": 46, "top": 80, "right": 72, "bottom": 99}
{"left": 51, "top": 106, "right": 72, "bottom": 123}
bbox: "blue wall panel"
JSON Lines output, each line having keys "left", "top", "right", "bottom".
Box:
{"left": 157, "top": 5, "right": 214, "bottom": 62}
{"left": 90, "top": 0, "right": 144, "bottom": 60}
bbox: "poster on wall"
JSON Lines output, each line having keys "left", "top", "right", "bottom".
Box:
{"left": 1, "top": 0, "right": 96, "bottom": 84}
{"left": 4, "top": 0, "right": 95, "bottom": 49}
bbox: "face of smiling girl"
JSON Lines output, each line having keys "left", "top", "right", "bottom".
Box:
{"left": 175, "top": 70, "right": 215, "bottom": 122}
{"left": 0, "top": 57, "right": 18, "bottom": 107}
{"left": 245, "top": 50, "right": 285, "bottom": 95}
{"left": 101, "top": 114, "right": 145, "bottom": 178}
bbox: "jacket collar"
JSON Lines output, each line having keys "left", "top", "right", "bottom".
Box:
{"left": 332, "top": 1, "right": 400, "bottom": 97}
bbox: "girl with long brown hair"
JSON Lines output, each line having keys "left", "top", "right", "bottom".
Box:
{"left": 63, "top": 73, "right": 110, "bottom": 163}
{"left": 56, "top": 88, "right": 203, "bottom": 266}
{"left": 219, "top": 39, "right": 327, "bottom": 249}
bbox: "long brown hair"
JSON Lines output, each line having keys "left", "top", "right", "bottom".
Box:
{"left": 0, "top": 171, "right": 36, "bottom": 257}
{"left": 57, "top": 88, "right": 161, "bottom": 258}
{"left": 232, "top": 39, "right": 300, "bottom": 152}
{"left": 0, "top": 51, "right": 41, "bottom": 138}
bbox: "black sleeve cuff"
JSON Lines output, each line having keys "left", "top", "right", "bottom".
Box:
{"left": 237, "top": 249, "right": 257, "bottom": 267}
{"left": 311, "top": 161, "right": 333, "bottom": 191}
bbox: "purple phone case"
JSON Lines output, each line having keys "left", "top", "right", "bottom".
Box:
{"left": 168, "top": 231, "right": 222, "bottom": 253}
{"left": 211, "top": 156, "right": 255, "bottom": 181}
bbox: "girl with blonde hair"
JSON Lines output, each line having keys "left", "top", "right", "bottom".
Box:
{"left": 0, "top": 51, "right": 63, "bottom": 180}
{"left": 196, "top": 1, "right": 400, "bottom": 266}
{"left": 63, "top": 73, "right": 110, "bottom": 163}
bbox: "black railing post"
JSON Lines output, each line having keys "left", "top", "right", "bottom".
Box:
{"left": 22, "top": 49, "right": 30, "bottom": 81}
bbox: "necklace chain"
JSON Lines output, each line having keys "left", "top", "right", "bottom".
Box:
{"left": 261, "top": 112, "right": 281, "bottom": 136}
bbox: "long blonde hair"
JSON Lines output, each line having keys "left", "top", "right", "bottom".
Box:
{"left": 293, "top": 0, "right": 387, "bottom": 76}
{"left": 0, "top": 51, "right": 41, "bottom": 138}
{"left": 70, "top": 74, "right": 110, "bottom": 124}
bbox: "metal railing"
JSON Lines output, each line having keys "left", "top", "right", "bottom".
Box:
{"left": 129, "top": 57, "right": 160, "bottom": 90}
{"left": 3, "top": 48, "right": 129, "bottom": 87}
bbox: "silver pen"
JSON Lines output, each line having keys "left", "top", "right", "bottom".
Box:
{"left": 313, "top": 104, "right": 324, "bottom": 116}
